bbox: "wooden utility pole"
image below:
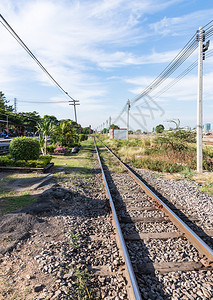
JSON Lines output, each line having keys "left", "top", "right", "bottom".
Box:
{"left": 69, "top": 100, "right": 80, "bottom": 123}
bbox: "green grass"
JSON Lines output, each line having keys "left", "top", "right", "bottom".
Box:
{"left": 0, "top": 191, "right": 36, "bottom": 216}
{"left": 97, "top": 135, "right": 213, "bottom": 173}
{"left": 0, "top": 139, "right": 97, "bottom": 216}
{"left": 52, "top": 139, "right": 95, "bottom": 180}
{"left": 0, "top": 172, "right": 42, "bottom": 216}
{"left": 200, "top": 183, "right": 213, "bottom": 197}
{"left": 180, "top": 166, "right": 195, "bottom": 180}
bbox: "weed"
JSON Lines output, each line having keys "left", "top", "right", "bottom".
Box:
{"left": 74, "top": 268, "right": 91, "bottom": 299}
{"left": 99, "top": 131, "right": 213, "bottom": 173}
{"left": 3, "top": 235, "right": 13, "bottom": 242}
{"left": 69, "top": 232, "right": 80, "bottom": 249}
{"left": 180, "top": 166, "right": 195, "bottom": 180}
{"left": 200, "top": 183, "right": 213, "bottom": 197}
{"left": 153, "top": 173, "right": 163, "bottom": 178}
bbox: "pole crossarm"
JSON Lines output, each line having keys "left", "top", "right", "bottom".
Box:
{"left": 68, "top": 100, "right": 80, "bottom": 123}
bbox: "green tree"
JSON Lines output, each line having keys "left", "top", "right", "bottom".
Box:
{"left": 155, "top": 124, "right": 164, "bottom": 134}
{"left": 102, "top": 128, "right": 108, "bottom": 134}
{"left": 36, "top": 118, "right": 55, "bottom": 155}
{"left": 43, "top": 115, "right": 59, "bottom": 126}
{"left": 0, "top": 91, "right": 13, "bottom": 112}
{"left": 57, "top": 120, "right": 79, "bottom": 147}
{"left": 109, "top": 124, "right": 119, "bottom": 129}
{"left": 17, "top": 111, "right": 41, "bottom": 131}
{"left": 154, "top": 129, "right": 196, "bottom": 151}
{"left": 82, "top": 126, "right": 93, "bottom": 134}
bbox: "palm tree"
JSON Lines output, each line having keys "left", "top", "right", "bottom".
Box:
{"left": 36, "top": 119, "right": 54, "bottom": 155}
{"left": 59, "top": 120, "right": 78, "bottom": 147}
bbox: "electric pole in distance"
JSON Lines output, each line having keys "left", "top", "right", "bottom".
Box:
{"left": 109, "top": 116, "right": 111, "bottom": 128}
{"left": 69, "top": 100, "right": 80, "bottom": 123}
{"left": 196, "top": 26, "right": 210, "bottom": 173}
{"left": 126, "top": 99, "right": 130, "bottom": 141}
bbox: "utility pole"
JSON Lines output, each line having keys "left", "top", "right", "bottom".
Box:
{"left": 126, "top": 99, "right": 130, "bottom": 141}
{"left": 14, "top": 98, "right": 17, "bottom": 113}
{"left": 69, "top": 100, "right": 80, "bottom": 123}
{"left": 196, "top": 26, "right": 210, "bottom": 173}
{"left": 109, "top": 116, "right": 111, "bottom": 128}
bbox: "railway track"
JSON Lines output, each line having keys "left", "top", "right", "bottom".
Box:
{"left": 94, "top": 137, "right": 213, "bottom": 300}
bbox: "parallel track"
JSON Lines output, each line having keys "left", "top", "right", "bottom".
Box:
{"left": 94, "top": 137, "right": 213, "bottom": 299}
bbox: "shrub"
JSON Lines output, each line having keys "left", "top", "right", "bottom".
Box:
{"left": 36, "top": 161, "right": 46, "bottom": 168}
{"left": 132, "top": 157, "right": 184, "bottom": 173}
{"left": 0, "top": 154, "right": 52, "bottom": 168}
{"left": 14, "top": 160, "right": 26, "bottom": 167}
{"left": 54, "top": 146, "right": 66, "bottom": 154}
{"left": 26, "top": 160, "right": 37, "bottom": 167}
{"left": 0, "top": 156, "right": 15, "bottom": 166}
{"left": 38, "top": 155, "right": 52, "bottom": 164}
{"left": 47, "top": 144, "right": 57, "bottom": 154}
{"left": 155, "top": 124, "right": 164, "bottom": 133}
{"left": 79, "top": 134, "right": 88, "bottom": 141}
{"left": 9, "top": 137, "right": 40, "bottom": 161}
{"left": 143, "top": 139, "right": 151, "bottom": 146}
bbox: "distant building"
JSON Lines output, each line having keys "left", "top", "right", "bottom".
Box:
{"left": 204, "top": 123, "right": 211, "bottom": 131}
{"left": 109, "top": 128, "right": 127, "bottom": 140}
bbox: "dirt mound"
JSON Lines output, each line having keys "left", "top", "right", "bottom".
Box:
{"left": 19, "top": 186, "right": 71, "bottom": 215}
{"left": 0, "top": 213, "right": 45, "bottom": 255}
{"left": 0, "top": 186, "right": 72, "bottom": 255}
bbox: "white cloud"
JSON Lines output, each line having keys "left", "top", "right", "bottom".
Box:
{"left": 0, "top": 0, "right": 212, "bottom": 128}
{"left": 150, "top": 9, "right": 213, "bottom": 37}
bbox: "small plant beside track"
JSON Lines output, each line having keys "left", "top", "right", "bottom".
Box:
{"left": 98, "top": 130, "right": 213, "bottom": 173}
{"left": 69, "top": 231, "right": 80, "bottom": 249}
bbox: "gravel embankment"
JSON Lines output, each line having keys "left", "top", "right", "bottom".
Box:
{"left": 103, "top": 166, "right": 213, "bottom": 300}
{"left": 136, "top": 169, "right": 213, "bottom": 231}
{"left": 0, "top": 158, "right": 129, "bottom": 299}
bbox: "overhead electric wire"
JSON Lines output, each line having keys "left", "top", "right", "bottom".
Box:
{"left": 203, "top": 20, "right": 213, "bottom": 29}
{"left": 131, "top": 34, "right": 198, "bottom": 105}
{"left": 152, "top": 61, "right": 197, "bottom": 99}
{"left": 112, "top": 24, "right": 213, "bottom": 126}
{"left": 12, "top": 100, "right": 69, "bottom": 104}
{"left": 0, "top": 14, "right": 75, "bottom": 102}
{"left": 205, "top": 30, "right": 213, "bottom": 39}
{"left": 137, "top": 49, "right": 213, "bottom": 101}
{"left": 113, "top": 40, "right": 197, "bottom": 124}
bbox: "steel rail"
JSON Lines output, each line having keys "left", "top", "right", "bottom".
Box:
{"left": 93, "top": 137, "right": 142, "bottom": 300}
{"left": 96, "top": 137, "right": 213, "bottom": 264}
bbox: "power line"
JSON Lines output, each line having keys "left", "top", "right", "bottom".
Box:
{"left": 0, "top": 14, "right": 75, "bottom": 102}
{"left": 203, "top": 20, "right": 213, "bottom": 29}
{"left": 9, "top": 100, "right": 69, "bottom": 104}
{"left": 131, "top": 34, "right": 198, "bottom": 105}
{"left": 112, "top": 22, "right": 213, "bottom": 127}
{"left": 113, "top": 35, "right": 198, "bottom": 124}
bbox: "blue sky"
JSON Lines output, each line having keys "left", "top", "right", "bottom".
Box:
{"left": 0, "top": 0, "right": 213, "bottom": 131}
